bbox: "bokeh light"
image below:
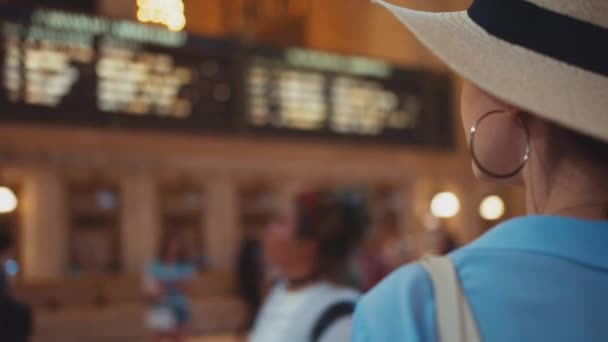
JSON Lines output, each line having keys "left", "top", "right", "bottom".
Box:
{"left": 0, "top": 187, "right": 18, "bottom": 214}
{"left": 479, "top": 195, "right": 505, "bottom": 220}
{"left": 137, "top": 0, "right": 186, "bottom": 32}
{"left": 430, "top": 192, "right": 460, "bottom": 218}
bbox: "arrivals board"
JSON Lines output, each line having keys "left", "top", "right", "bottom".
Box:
{"left": 0, "top": 5, "right": 453, "bottom": 147}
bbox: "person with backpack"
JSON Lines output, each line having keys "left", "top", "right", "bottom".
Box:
{"left": 354, "top": 1, "right": 608, "bottom": 341}
{"left": 250, "top": 190, "right": 369, "bottom": 342}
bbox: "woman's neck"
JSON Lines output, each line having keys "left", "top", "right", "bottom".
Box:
{"left": 526, "top": 158, "right": 608, "bottom": 219}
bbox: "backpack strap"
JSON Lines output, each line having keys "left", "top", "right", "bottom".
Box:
{"left": 419, "top": 255, "right": 481, "bottom": 342}
{"left": 310, "top": 301, "right": 355, "bottom": 342}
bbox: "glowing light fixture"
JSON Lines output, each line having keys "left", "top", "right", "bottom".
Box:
{"left": 0, "top": 187, "right": 18, "bottom": 214}
{"left": 137, "top": 0, "right": 186, "bottom": 32}
{"left": 430, "top": 192, "right": 460, "bottom": 218}
{"left": 479, "top": 195, "right": 505, "bottom": 221}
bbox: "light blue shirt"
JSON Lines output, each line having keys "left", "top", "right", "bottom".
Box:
{"left": 353, "top": 216, "right": 608, "bottom": 342}
{"left": 148, "top": 261, "right": 196, "bottom": 310}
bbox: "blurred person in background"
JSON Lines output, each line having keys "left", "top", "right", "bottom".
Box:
{"left": 0, "top": 224, "right": 32, "bottom": 342}
{"left": 356, "top": 223, "right": 411, "bottom": 292}
{"left": 355, "top": 1, "right": 608, "bottom": 341}
{"left": 144, "top": 236, "right": 196, "bottom": 342}
{"left": 250, "top": 190, "right": 369, "bottom": 342}
{"left": 236, "top": 227, "right": 265, "bottom": 330}
{"left": 425, "top": 227, "right": 459, "bottom": 256}
{"left": 356, "top": 219, "right": 416, "bottom": 292}
{"left": 354, "top": 238, "right": 385, "bottom": 292}
{"left": 435, "top": 229, "right": 458, "bottom": 255}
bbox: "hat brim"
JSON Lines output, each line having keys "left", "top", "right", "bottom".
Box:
{"left": 374, "top": 0, "right": 608, "bottom": 142}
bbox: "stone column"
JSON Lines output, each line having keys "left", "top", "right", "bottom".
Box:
{"left": 21, "top": 169, "right": 68, "bottom": 281}
{"left": 120, "top": 174, "right": 159, "bottom": 274}
{"left": 204, "top": 177, "right": 238, "bottom": 270}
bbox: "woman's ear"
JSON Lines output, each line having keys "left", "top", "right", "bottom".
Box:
{"left": 469, "top": 107, "right": 530, "bottom": 185}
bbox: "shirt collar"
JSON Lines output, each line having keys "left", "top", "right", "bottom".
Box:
{"left": 466, "top": 215, "right": 608, "bottom": 270}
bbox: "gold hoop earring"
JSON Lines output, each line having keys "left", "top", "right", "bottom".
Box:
{"left": 469, "top": 110, "right": 531, "bottom": 179}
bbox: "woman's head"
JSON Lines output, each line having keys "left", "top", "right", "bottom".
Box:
{"left": 461, "top": 81, "right": 608, "bottom": 214}
{"left": 158, "top": 236, "right": 188, "bottom": 264}
{"left": 460, "top": 82, "right": 529, "bottom": 183}
{"left": 373, "top": 0, "right": 608, "bottom": 215}
{"left": 263, "top": 190, "right": 369, "bottom": 283}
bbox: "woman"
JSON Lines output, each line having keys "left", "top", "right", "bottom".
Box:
{"left": 355, "top": 1, "right": 608, "bottom": 341}
{"left": 250, "top": 190, "right": 369, "bottom": 342}
{"left": 144, "top": 237, "right": 196, "bottom": 342}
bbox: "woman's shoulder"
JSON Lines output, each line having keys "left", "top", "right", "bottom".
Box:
{"left": 353, "top": 263, "right": 437, "bottom": 342}
{"left": 358, "top": 262, "right": 433, "bottom": 310}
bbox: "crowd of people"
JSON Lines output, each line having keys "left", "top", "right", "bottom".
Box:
{"left": 142, "top": 189, "right": 413, "bottom": 341}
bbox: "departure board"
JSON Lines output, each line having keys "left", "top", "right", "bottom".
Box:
{"left": 245, "top": 47, "right": 453, "bottom": 146}
{"left": 0, "top": 5, "right": 453, "bottom": 147}
{"left": 0, "top": 5, "right": 238, "bottom": 131}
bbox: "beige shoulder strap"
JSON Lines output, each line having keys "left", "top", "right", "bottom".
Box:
{"left": 419, "top": 255, "right": 481, "bottom": 342}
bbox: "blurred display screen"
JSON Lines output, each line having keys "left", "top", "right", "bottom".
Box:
{"left": 0, "top": 5, "right": 452, "bottom": 147}
{"left": 246, "top": 47, "right": 453, "bottom": 146}
{"left": 0, "top": 5, "right": 237, "bottom": 131}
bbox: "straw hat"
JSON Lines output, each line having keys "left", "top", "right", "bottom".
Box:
{"left": 373, "top": 0, "right": 608, "bottom": 142}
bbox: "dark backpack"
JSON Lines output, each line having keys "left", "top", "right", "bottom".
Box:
{"left": 310, "top": 301, "right": 355, "bottom": 342}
